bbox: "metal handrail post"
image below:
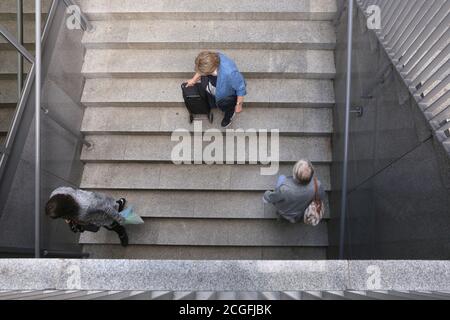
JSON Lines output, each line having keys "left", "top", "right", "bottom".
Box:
{"left": 0, "top": 26, "right": 35, "bottom": 63}
{"left": 35, "top": 0, "right": 42, "bottom": 259}
{"left": 339, "top": 0, "right": 354, "bottom": 260}
{"left": 17, "top": 0, "right": 23, "bottom": 97}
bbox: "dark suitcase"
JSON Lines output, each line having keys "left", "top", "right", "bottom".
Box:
{"left": 181, "top": 82, "right": 214, "bottom": 124}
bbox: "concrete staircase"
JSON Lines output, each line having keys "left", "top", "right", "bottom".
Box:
{"left": 77, "top": 0, "right": 337, "bottom": 259}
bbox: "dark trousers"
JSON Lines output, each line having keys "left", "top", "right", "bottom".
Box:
{"left": 70, "top": 221, "right": 125, "bottom": 235}
{"left": 200, "top": 76, "right": 237, "bottom": 117}
{"left": 104, "top": 221, "right": 126, "bottom": 236}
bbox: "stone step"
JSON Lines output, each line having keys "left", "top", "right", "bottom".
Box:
{"left": 81, "top": 135, "right": 332, "bottom": 163}
{"left": 82, "top": 189, "right": 331, "bottom": 220}
{"left": 80, "top": 163, "right": 331, "bottom": 191}
{"left": 0, "top": 80, "right": 17, "bottom": 105}
{"left": 82, "top": 49, "right": 336, "bottom": 79}
{"left": 81, "top": 78, "right": 335, "bottom": 108}
{"left": 0, "top": 51, "right": 32, "bottom": 79}
{"left": 82, "top": 244, "right": 327, "bottom": 260}
{"left": 0, "top": 19, "right": 37, "bottom": 48}
{"left": 81, "top": 20, "right": 336, "bottom": 50}
{"left": 0, "top": 0, "right": 51, "bottom": 19}
{"left": 0, "top": 107, "right": 14, "bottom": 133}
{"left": 81, "top": 106, "right": 333, "bottom": 135}
{"left": 79, "top": 218, "right": 329, "bottom": 247}
{"left": 77, "top": 0, "right": 337, "bottom": 21}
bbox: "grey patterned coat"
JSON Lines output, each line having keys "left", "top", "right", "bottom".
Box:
{"left": 50, "top": 187, "right": 125, "bottom": 227}
{"left": 263, "top": 176, "right": 325, "bottom": 223}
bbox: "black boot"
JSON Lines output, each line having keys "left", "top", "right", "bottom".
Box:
{"left": 221, "top": 108, "right": 235, "bottom": 128}
{"left": 116, "top": 198, "right": 127, "bottom": 212}
{"left": 106, "top": 222, "right": 129, "bottom": 247}
{"left": 218, "top": 96, "right": 237, "bottom": 128}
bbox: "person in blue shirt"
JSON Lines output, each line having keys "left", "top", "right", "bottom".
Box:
{"left": 186, "top": 51, "right": 247, "bottom": 128}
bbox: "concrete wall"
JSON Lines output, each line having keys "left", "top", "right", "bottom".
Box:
{"left": 329, "top": 4, "right": 450, "bottom": 259}
{"left": 0, "top": 2, "right": 85, "bottom": 256}
{"left": 1, "top": 259, "right": 449, "bottom": 292}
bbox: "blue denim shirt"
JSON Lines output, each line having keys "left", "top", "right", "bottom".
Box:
{"left": 216, "top": 53, "right": 247, "bottom": 102}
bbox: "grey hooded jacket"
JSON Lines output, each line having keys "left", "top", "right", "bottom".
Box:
{"left": 263, "top": 176, "right": 325, "bottom": 223}
{"left": 50, "top": 187, "right": 125, "bottom": 227}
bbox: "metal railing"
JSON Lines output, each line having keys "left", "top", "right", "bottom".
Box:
{"left": 357, "top": 0, "right": 450, "bottom": 153}
{"left": 0, "top": 0, "right": 92, "bottom": 258}
{"left": 0, "top": 0, "right": 93, "bottom": 166}
{"left": 17, "top": 0, "right": 24, "bottom": 97}
{"left": 339, "top": 0, "right": 355, "bottom": 260}
{"left": 0, "top": 289, "right": 448, "bottom": 300}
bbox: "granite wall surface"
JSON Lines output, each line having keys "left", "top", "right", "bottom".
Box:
{"left": 329, "top": 3, "right": 450, "bottom": 259}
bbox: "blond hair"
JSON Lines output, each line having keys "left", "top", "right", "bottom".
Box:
{"left": 293, "top": 160, "right": 314, "bottom": 185}
{"left": 195, "top": 51, "right": 220, "bottom": 75}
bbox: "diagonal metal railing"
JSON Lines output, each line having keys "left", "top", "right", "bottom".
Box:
{"left": 357, "top": 0, "right": 450, "bottom": 155}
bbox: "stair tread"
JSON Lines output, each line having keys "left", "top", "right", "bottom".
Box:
{"left": 82, "top": 20, "right": 336, "bottom": 50}
{"left": 0, "top": 0, "right": 52, "bottom": 14}
{"left": 82, "top": 244, "right": 327, "bottom": 260}
{"left": 80, "top": 163, "right": 331, "bottom": 191}
{"left": 80, "top": 189, "right": 331, "bottom": 220}
{"left": 81, "top": 78, "right": 335, "bottom": 107}
{"left": 81, "top": 106, "right": 333, "bottom": 134}
{"left": 82, "top": 49, "right": 336, "bottom": 79}
{"left": 81, "top": 134, "right": 332, "bottom": 163}
{"left": 78, "top": 0, "right": 337, "bottom": 20}
{"left": 0, "top": 51, "right": 32, "bottom": 78}
{"left": 79, "top": 218, "right": 329, "bottom": 246}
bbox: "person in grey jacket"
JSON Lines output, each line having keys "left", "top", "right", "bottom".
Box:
{"left": 45, "top": 187, "right": 129, "bottom": 247}
{"left": 263, "top": 160, "right": 326, "bottom": 224}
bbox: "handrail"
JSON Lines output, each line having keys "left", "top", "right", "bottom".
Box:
{"left": 35, "top": 0, "right": 42, "bottom": 258}
{"left": 356, "top": 0, "right": 450, "bottom": 154}
{"left": 41, "top": 106, "right": 92, "bottom": 148}
{"left": 0, "top": 65, "right": 35, "bottom": 170}
{"left": 41, "top": 0, "right": 59, "bottom": 44}
{"left": 0, "top": 0, "right": 92, "bottom": 169}
{"left": 0, "top": 26, "right": 34, "bottom": 63}
{"left": 339, "top": 0, "right": 354, "bottom": 260}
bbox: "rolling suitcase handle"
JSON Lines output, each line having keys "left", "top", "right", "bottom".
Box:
{"left": 181, "top": 82, "right": 214, "bottom": 124}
